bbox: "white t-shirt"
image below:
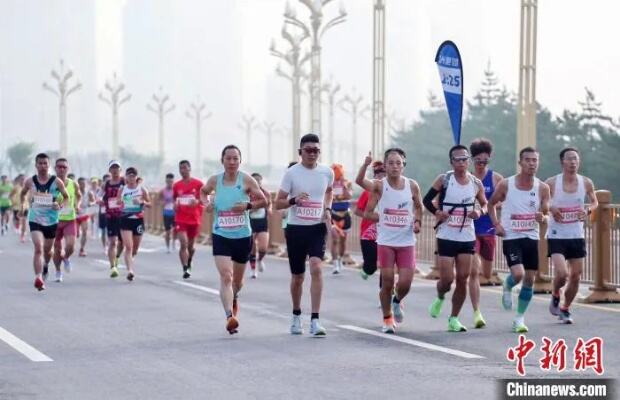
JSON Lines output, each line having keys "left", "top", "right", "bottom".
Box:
{"left": 280, "top": 163, "right": 334, "bottom": 226}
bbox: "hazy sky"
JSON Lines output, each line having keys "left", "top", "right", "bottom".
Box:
{"left": 1, "top": 0, "right": 618, "bottom": 171}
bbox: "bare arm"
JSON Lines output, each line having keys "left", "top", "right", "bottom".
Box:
{"left": 242, "top": 174, "right": 267, "bottom": 211}
{"left": 55, "top": 179, "right": 69, "bottom": 210}
{"left": 200, "top": 176, "right": 217, "bottom": 212}
{"left": 488, "top": 179, "right": 508, "bottom": 236}
{"left": 340, "top": 180, "right": 353, "bottom": 201}
{"left": 20, "top": 179, "right": 32, "bottom": 209}
{"left": 585, "top": 178, "right": 598, "bottom": 214}
{"left": 355, "top": 152, "right": 374, "bottom": 191}
{"left": 141, "top": 187, "right": 152, "bottom": 207}
{"left": 363, "top": 187, "right": 380, "bottom": 222}
{"left": 323, "top": 185, "right": 333, "bottom": 223}
{"left": 411, "top": 180, "right": 423, "bottom": 233}
{"left": 537, "top": 182, "right": 550, "bottom": 223}
{"left": 471, "top": 180, "right": 488, "bottom": 218}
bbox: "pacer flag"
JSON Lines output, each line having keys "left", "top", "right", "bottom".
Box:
{"left": 435, "top": 40, "right": 463, "bottom": 145}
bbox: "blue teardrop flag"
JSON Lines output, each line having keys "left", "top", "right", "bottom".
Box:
{"left": 435, "top": 40, "right": 463, "bottom": 145}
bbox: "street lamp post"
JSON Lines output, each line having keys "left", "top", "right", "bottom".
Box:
{"left": 321, "top": 77, "right": 340, "bottom": 164}
{"left": 339, "top": 90, "right": 365, "bottom": 168}
{"left": 147, "top": 86, "right": 175, "bottom": 162}
{"left": 270, "top": 23, "right": 311, "bottom": 159}
{"left": 259, "top": 121, "right": 279, "bottom": 168}
{"left": 98, "top": 72, "right": 131, "bottom": 159}
{"left": 239, "top": 114, "right": 259, "bottom": 165}
{"left": 185, "top": 97, "right": 211, "bottom": 178}
{"left": 517, "top": 0, "right": 538, "bottom": 157}
{"left": 372, "top": 0, "right": 386, "bottom": 156}
{"left": 43, "top": 59, "right": 82, "bottom": 156}
{"left": 284, "top": 0, "right": 347, "bottom": 135}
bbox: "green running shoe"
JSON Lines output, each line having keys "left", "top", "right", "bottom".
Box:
{"left": 360, "top": 269, "right": 369, "bottom": 280}
{"left": 428, "top": 297, "right": 444, "bottom": 318}
{"left": 110, "top": 266, "right": 119, "bottom": 278}
{"left": 473, "top": 310, "right": 486, "bottom": 329}
{"left": 448, "top": 316, "right": 467, "bottom": 332}
{"left": 512, "top": 316, "right": 528, "bottom": 333}
{"left": 502, "top": 279, "right": 513, "bottom": 311}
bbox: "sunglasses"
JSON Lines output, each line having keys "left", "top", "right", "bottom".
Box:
{"left": 451, "top": 156, "right": 470, "bottom": 163}
{"left": 473, "top": 159, "right": 490, "bottom": 165}
{"left": 302, "top": 148, "right": 320, "bottom": 154}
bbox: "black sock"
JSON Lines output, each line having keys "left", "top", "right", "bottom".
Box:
{"left": 293, "top": 309, "right": 301, "bottom": 316}
{"left": 188, "top": 255, "right": 193, "bottom": 267}
{"left": 384, "top": 314, "right": 392, "bottom": 320}
{"left": 311, "top": 312, "right": 319, "bottom": 320}
{"left": 392, "top": 295, "right": 400, "bottom": 304}
{"left": 226, "top": 311, "right": 232, "bottom": 318}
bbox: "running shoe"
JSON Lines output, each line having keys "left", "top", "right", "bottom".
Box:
{"left": 332, "top": 259, "right": 341, "bottom": 275}
{"left": 473, "top": 310, "right": 486, "bottom": 329}
{"left": 226, "top": 316, "right": 239, "bottom": 335}
{"left": 110, "top": 266, "right": 119, "bottom": 278}
{"left": 309, "top": 319, "right": 326, "bottom": 337}
{"left": 359, "top": 269, "right": 369, "bottom": 280}
{"left": 392, "top": 297, "right": 404, "bottom": 323}
{"left": 251, "top": 269, "right": 258, "bottom": 279}
{"left": 182, "top": 266, "right": 191, "bottom": 280}
{"left": 428, "top": 297, "right": 444, "bottom": 318}
{"left": 127, "top": 271, "right": 135, "bottom": 281}
{"left": 502, "top": 280, "right": 513, "bottom": 311}
{"left": 232, "top": 298, "right": 239, "bottom": 317}
{"left": 42, "top": 265, "right": 49, "bottom": 281}
{"left": 549, "top": 295, "right": 561, "bottom": 316}
{"left": 559, "top": 309, "right": 573, "bottom": 324}
{"left": 290, "top": 315, "right": 303, "bottom": 335}
{"left": 448, "top": 316, "right": 467, "bottom": 332}
{"left": 382, "top": 316, "right": 396, "bottom": 334}
{"left": 512, "top": 315, "right": 528, "bottom": 333}
{"left": 34, "top": 276, "right": 45, "bottom": 291}
{"left": 79, "top": 249, "right": 87, "bottom": 257}
{"left": 258, "top": 260, "right": 266, "bottom": 273}
{"left": 55, "top": 270, "right": 63, "bottom": 283}
{"left": 63, "top": 258, "right": 72, "bottom": 273}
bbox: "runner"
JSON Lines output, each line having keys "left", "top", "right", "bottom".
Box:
{"left": 330, "top": 163, "right": 353, "bottom": 274}
{"left": 361, "top": 148, "right": 422, "bottom": 333}
{"left": 77, "top": 177, "right": 96, "bottom": 257}
{"left": 275, "top": 133, "right": 334, "bottom": 336}
{"left": 10, "top": 174, "right": 27, "bottom": 241}
{"left": 248, "top": 172, "right": 271, "bottom": 279}
{"left": 52, "top": 158, "right": 81, "bottom": 282}
{"left": 101, "top": 161, "right": 125, "bottom": 278}
{"left": 119, "top": 167, "right": 151, "bottom": 281}
{"left": 0, "top": 175, "right": 12, "bottom": 235}
{"left": 19, "top": 153, "right": 69, "bottom": 291}
{"left": 468, "top": 138, "right": 503, "bottom": 328}
{"left": 173, "top": 160, "right": 204, "bottom": 279}
{"left": 88, "top": 177, "right": 100, "bottom": 239}
{"left": 200, "top": 145, "right": 266, "bottom": 334}
{"left": 424, "top": 145, "right": 488, "bottom": 332}
{"left": 159, "top": 173, "right": 176, "bottom": 253}
{"left": 546, "top": 147, "right": 598, "bottom": 324}
{"left": 488, "top": 146, "right": 550, "bottom": 333}
{"left": 97, "top": 175, "right": 110, "bottom": 250}
{"left": 355, "top": 154, "right": 386, "bottom": 282}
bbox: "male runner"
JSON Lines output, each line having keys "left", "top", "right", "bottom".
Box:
{"left": 160, "top": 173, "right": 177, "bottom": 253}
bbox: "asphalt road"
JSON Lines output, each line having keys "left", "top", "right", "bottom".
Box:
{"left": 1, "top": 230, "right": 618, "bottom": 400}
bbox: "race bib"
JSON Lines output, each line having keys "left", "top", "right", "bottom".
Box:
{"left": 510, "top": 213, "right": 536, "bottom": 231}
{"left": 178, "top": 196, "right": 194, "bottom": 206}
{"left": 164, "top": 203, "right": 174, "bottom": 211}
{"left": 250, "top": 207, "right": 266, "bottom": 219}
{"left": 0, "top": 192, "right": 9, "bottom": 199}
{"left": 108, "top": 197, "right": 121, "bottom": 209}
{"left": 447, "top": 209, "right": 472, "bottom": 228}
{"left": 382, "top": 208, "right": 411, "bottom": 228}
{"left": 217, "top": 210, "right": 246, "bottom": 229}
{"left": 59, "top": 205, "right": 73, "bottom": 216}
{"left": 559, "top": 206, "right": 581, "bottom": 224}
{"left": 100, "top": 206, "right": 107, "bottom": 213}
{"left": 295, "top": 201, "right": 323, "bottom": 221}
{"left": 333, "top": 186, "right": 344, "bottom": 196}
{"left": 33, "top": 193, "right": 53, "bottom": 207}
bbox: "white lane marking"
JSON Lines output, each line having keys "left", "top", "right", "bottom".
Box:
{"left": 0, "top": 326, "right": 53, "bottom": 362}
{"left": 173, "top": 280, "right": 219, "bottom": 295}
{"left": 337, "top": 325, "right": 484, "bottom": 359}
{"left": 93, "top": 259, "right": 126, "bottom": 269}
{"left": 138, "top": 247, "right": 160, "bottom": 253}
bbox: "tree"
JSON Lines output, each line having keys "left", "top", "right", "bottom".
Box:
{"left": 6, "top": 142, "right": 35, "bottom": 174}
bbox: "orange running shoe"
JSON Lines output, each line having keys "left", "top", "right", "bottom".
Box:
{"left": 226, "top": 316, "right": 239, "bottom": 334}
{"left": 382, "top": 316, "right": 395, "bottom": 334}
{"left": 34, "top": 276, "right": 45, "bottom": 291}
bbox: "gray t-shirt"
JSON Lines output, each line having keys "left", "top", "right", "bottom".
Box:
{"left": 280, "top": 163, "right": 334, "bottom": 226}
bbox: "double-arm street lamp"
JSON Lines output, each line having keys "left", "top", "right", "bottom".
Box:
{"left": 147, "top": 86, "right": 175, "bottom": 161}
{"left": 185, "top": 97, "right": 211, "bottom": 178}
{"left": 98, "top": 72, "right": 131, "bottom": 159}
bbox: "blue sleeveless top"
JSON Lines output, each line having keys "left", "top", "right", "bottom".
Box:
{"left": 474, "top": 169, "right": 494, "bottom": 235}
{"left": 29, "top": 175, "right": 60, "bottom": 226}
{"left": 212, "top": 172, "right": 251, "bottom": 239}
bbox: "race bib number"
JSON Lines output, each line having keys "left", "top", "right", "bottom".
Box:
{"left": 108, "top": 198, "right": 120, "bottom": 209}
{"left": 559, "top": 206, "right": 581, "bottom": 224}
{"left": 250, "top": 208, "right": 266, "bottom": 219}
{"left": 0, "top": 192, "right": 9, "bottom": 199}
{"left": 447, "top": 209, "right": 471, "bottom": 228}
{"left": 59, "top": 205, "right": 73, "bottom": 216}
{"left": 382, "top": 208, "right": 411, "bottom": 228}
{"left": 333, "top": 186, "right": 344, "bottom": 196}
{"left": 178, "top": 196, "right": 194, "bottom": 206}
{"left": 510, "top": 213, "right": 536, "bottom": 231}
{"left": 217, "top": 210, "right": 246, "bottom": 229}
{"left": 33, "top": 193, "right": 53, "bottom": 207}
{"left": 164, "top": 203, "right": 174, "bottom": 211}
{"left": 295, "top": 201, "right": 323, "bottom": 221}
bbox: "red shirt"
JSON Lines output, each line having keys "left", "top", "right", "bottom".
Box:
{"left": 173, "top": 178, "right": 204, "bottom": 225}
{"left": 356, "top": 190, "right": 376, "bottom": 240}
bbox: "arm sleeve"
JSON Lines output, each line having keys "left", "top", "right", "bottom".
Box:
{"left": 423, "top": 187, "right": 439, "bottom": 214}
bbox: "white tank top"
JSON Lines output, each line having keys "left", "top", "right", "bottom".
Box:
{"left": 377, "top": 177, "right": 416, "bottom": 247}
{"left": 547, "top": 174, "right": 586, "bottom": 239}
{"left": 501, "top": 176, "right": 541, "bottom": 240}
{"left": 436, "top": 173, "right": 479, "bottom": 242}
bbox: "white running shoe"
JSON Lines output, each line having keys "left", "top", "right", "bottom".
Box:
{"left": 332, "top": 259, "right": 341, "bottom": 275}
{"left": 251, "top": 269, "right": 258, "bottom": 279}
{"left": 63, "top": 258, "right": 72, "bottom": 273}
{"left": 310, "top": 319, "right": 327, "bottom": 336}
{"left": 290, "top": 315, "right": 303, "bottom": 335}
{"left": 258, "top": 260, "right": 266, "bottom": 273}
{"left": 55, "top": 270, "right": 63, "bottom": 283}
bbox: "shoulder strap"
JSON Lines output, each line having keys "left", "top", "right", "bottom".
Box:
{"left": 438, "top": 171, "right": 453, "bottom": 207}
